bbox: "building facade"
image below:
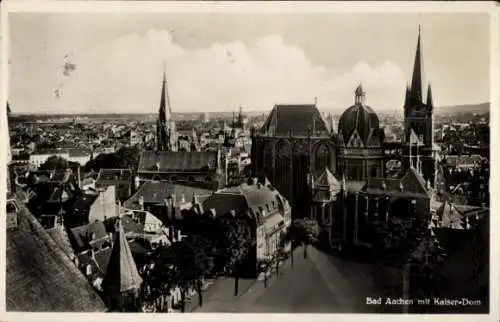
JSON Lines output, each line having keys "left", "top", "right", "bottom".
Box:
{"left": 251, "top": 27, "right": 438, "bottom": 219}
{"left": 201, "top": 177, "right": 292, "bottom": 275}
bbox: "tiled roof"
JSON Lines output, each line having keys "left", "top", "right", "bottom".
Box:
{"left": 138, "top": 150, "right": 219, "bottom": 172}
{"left": 46, "top": 224, "right": 74, "bottom": 258}
{"left": 101, "top": 219, "right": 143, "bottom": 295}
{"left": 260, "top": 104, "right": 330, "bottom": 137}
{"left": 96, "top": 168, "right": 132, "bottom": 182}
{"left": 123, "top": 181, "right": 213, "bottom": 210}
{"left": 203, "top": 179, "right": 289, "bottom": 225}
{"left": 69, "top": 221, "right": 109, "bottom": 251}
{"left": 73, "top": 194, "right": 99, "bottom": 211}
{"left": 104, "top": 214, "right": 144, "bottom": 236}
{"left": 400, "top": 167, "right": 430, "bottom": 197}
{"left": 77, "top": 247, "right": 113, "bottom": 281}
{"left": 6, "top": 199, "right": 107, "bottom": 312}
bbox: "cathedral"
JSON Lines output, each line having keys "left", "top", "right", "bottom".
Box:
{"left": 251, "top": 27, "right": 438, "bottom": 246}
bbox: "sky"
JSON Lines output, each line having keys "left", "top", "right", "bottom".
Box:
{"left": 8, "top": 11, "right": 490, "bottom": 114}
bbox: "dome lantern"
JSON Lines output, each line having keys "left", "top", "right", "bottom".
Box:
{"left": 355, "top": 83, "right": 366, "bottom": 105}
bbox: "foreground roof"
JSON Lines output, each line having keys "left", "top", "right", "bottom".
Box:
{"left": 6, "top": 198, "right": 107, "bottom": 312}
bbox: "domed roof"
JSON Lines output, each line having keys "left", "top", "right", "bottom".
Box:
{"left": 338, "top": 85, "right": 380, "bottom": 145}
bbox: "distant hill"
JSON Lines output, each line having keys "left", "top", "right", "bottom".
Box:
{"left": 10, "top": 102, "right": 490, "bottom": 120}
{"left": 435, "top": 102, "right": 489, "bottom": 115}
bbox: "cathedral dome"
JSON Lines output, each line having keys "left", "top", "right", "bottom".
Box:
{"left": 338, "top": 85, "right": 380, "bottom": 145}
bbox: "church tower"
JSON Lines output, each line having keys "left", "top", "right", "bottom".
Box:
{"left": 101, "top": 218, "right": 143, "bottom": 311}
{"left": 403, "top": 26, "right": 438, "bottom": 187}
{"left": 156, "top": 66, "right": 178, "bottom": 151}
{"left": 404, "top": 25, "right": 434, "bottom": 146}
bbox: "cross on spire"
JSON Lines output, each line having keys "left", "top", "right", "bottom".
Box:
{"left": 410, "top": 25, "right": 424, "bottom": 103}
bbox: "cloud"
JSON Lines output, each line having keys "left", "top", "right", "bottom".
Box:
{"left": 22, "top": 30, "right": 407, "bottom": 113}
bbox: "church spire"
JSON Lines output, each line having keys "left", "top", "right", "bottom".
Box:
{"left": 237, "top": 106, "right": 244, "bottom": 128}
{"left": 410, "top": 25, "right": 424, "bottom": 103}
{"left": 101, "top": 218, "right": 142, "bottom": 307}
{"left": 426, "top": 83, "right": 433, "bottom": 107}
{"left": 158, "top": 63, "right": 171, "bottom": 124}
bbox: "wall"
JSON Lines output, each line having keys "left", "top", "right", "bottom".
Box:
{"left": 89, "top": 186, "right": 117, "bottom": 222}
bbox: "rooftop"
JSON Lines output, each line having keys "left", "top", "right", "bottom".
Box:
{"left": 6, "top": 198, "right": 107, "bottom": 312}
{"left": 138, "top": 150, "right": 219, "bottom": 172}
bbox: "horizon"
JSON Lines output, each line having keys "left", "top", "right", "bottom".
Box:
{"left": 9, "top": 101, "right": 490, "bottom": 117}
{"left": 8, "top": 12, "right": 490, "bottom": 114}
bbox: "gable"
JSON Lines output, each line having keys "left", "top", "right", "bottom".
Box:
{"left": 401, "top": 168, "right": 429, "bottom": 197}
{"left": 366, "top": 129, "right": 380, "bottom": 147}
{"left": 347, "top": 130, "right": 364, "bottom": 148}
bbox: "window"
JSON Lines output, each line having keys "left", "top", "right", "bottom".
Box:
{"left": 315, "top": 144, "right": 330, "bottom": 172}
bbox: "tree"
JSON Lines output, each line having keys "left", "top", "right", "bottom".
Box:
{"left": 181, "top": 234, "right": 217, "bottom": 308}
{"left": 217, "top": 214, "right": 253, "bottom": 296}
{"left": 143, "top": 246, "right": 179, "bottom": 312}
{"left": 289, "top": 218, "right": 320, "bottom": 259}
{"left": 39, "top": 155, "right": 74, "bottom": 171}
{"left": 83, "top": 146, "right": 140, "bottom": 172}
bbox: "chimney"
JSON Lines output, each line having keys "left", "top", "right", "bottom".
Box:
{"left": 139, "top": 195, "right": 144, "bottom": 210}
{"left": 192, "top": 193, "right": 199, "bottom": 205}
{"left": 314, "top": 97, "right": 318, "bottom": 106}
{"left": 86, "top": 264, "right": 92, "bottom": 276}
{"left": 77, "top": 167, "right": 81, "bottom": 189}
{"left": 171, "top": 194, "right": 177, "bottom": 207}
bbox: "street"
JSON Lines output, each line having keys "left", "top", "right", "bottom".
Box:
{"left": 190, "top": 246, "right": 402, "bottom": 313}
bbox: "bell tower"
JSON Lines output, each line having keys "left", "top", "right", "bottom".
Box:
{"left": 403, "top": 26, "right": 438, "bottom": 187}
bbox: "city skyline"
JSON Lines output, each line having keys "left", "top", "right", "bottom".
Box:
{"left": 8, "top": 11, "right": 490, "bottom": 114}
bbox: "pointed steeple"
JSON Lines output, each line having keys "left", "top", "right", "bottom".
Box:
{"left": 237, "top": 106, "right": 244, "bottom": 128}
{"left": 410, "top": 25, "right": 424, "bottom": 103}
{"left": 158, "top": 64, "right": 172, "bottom": 124}
{"left": 102, "top": 218, "right": 142, "bottom": 297}
{"left": 426, "top": 83, "right": 433, "bottom": 107}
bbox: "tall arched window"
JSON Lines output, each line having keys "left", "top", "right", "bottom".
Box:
{"left": 275, "top": 140, "right": 291, "bottom": 195}
{"left": 315, "top": 143, "right": 330, "bottom": 172}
